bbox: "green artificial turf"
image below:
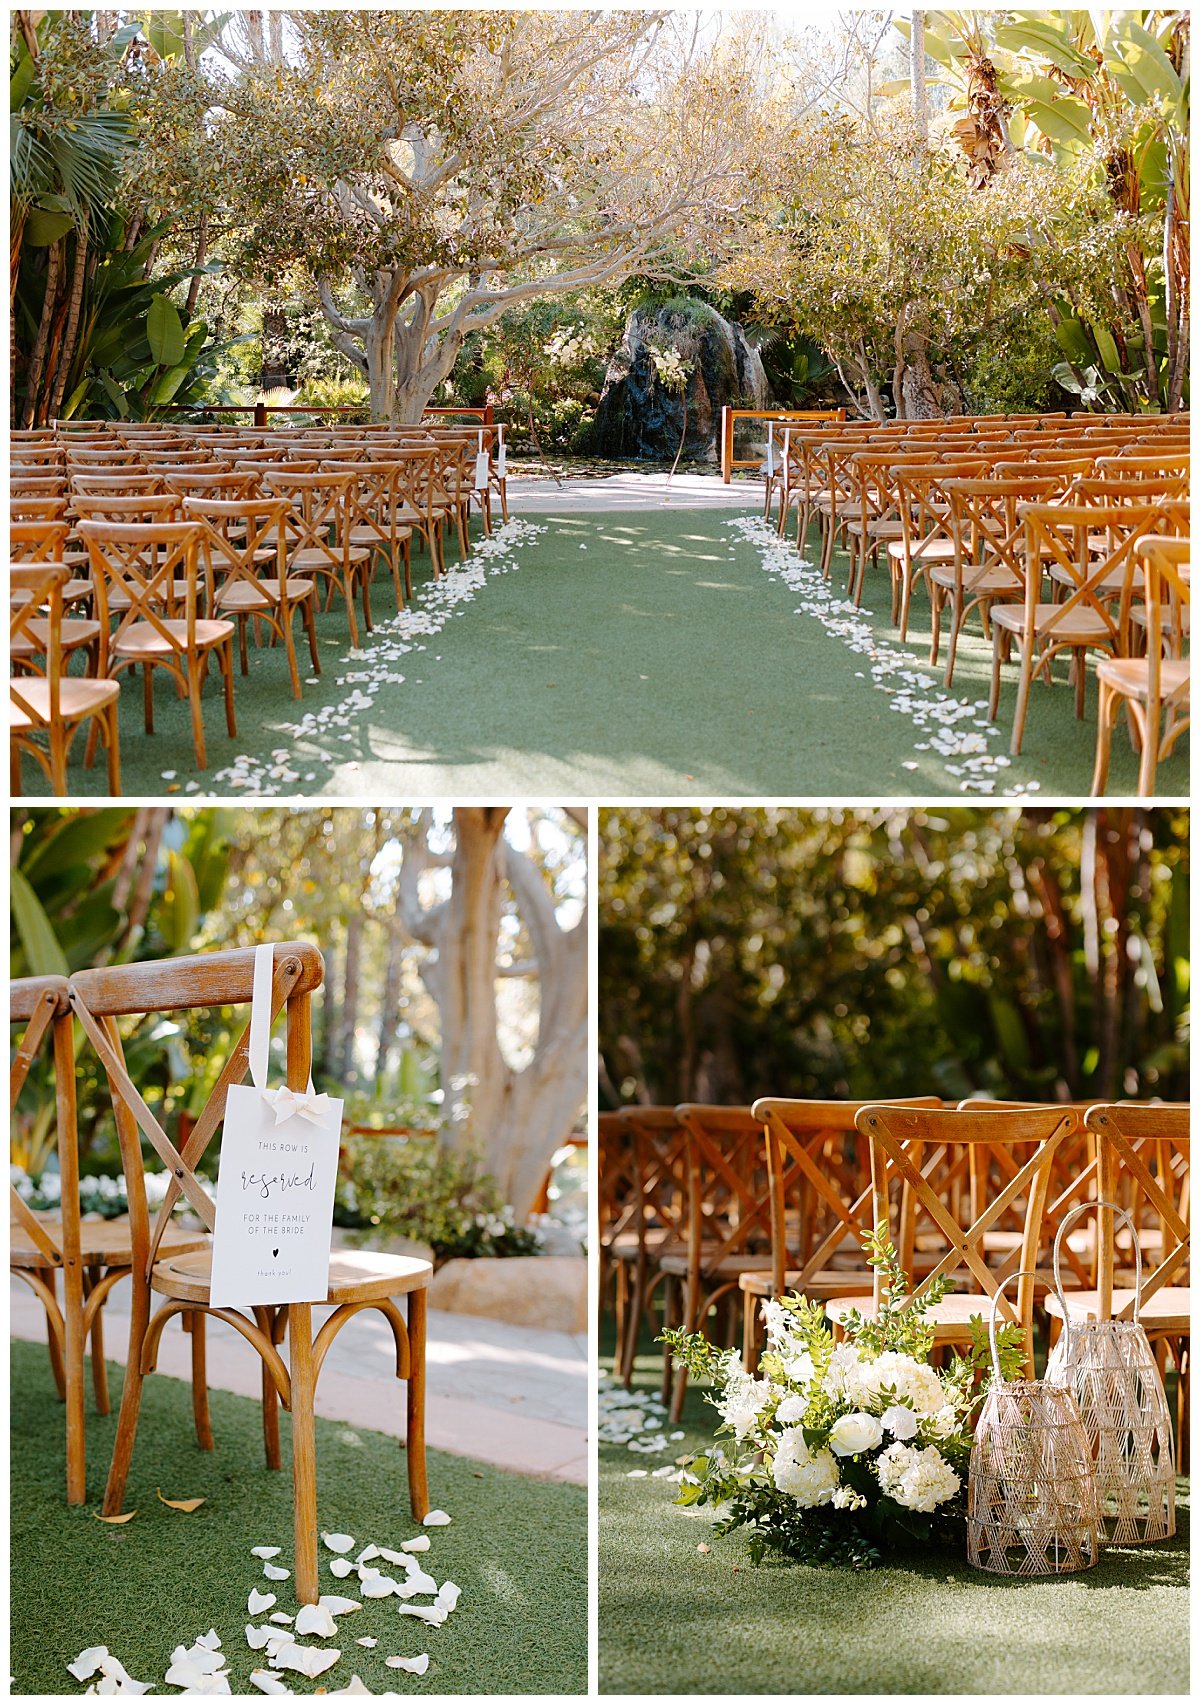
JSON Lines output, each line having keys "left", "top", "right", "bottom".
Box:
{"left": 599, "top": 1346, "right": 1190, "bottom": 1696}
{"left": 10, "top": 1338, "right": 586, "bottom": 1696}
{"left": 21, "top": 504, "right": 1188, "bottom": 798}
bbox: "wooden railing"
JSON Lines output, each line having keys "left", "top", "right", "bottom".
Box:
{"left": 720, "top": 406, "right": 847, "bottom": 482}
{"left": 156, "top": 402, "right": 495, "bottom": 427}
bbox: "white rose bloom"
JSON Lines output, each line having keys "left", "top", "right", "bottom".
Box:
{"left": 775, "top": 1392, "right": 809, "bottom": 1425}
{"left": 828, "top": 1411, "right": 884, "bottom": 1457}
{"left": 875, "top": 1442, "right": 961, "bottom": 1512}
{"left": 771, "top": 1429, "right": 840, "bottom": 1508}
{"left": 880, "top": 1403, "right": 918, "bottom": 1440}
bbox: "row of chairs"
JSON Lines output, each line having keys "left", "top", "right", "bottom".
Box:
{"left": 10, "top": 945, "right": 431, "bottom": 1606}
{"left": 760, "top": 413, "right": 1190, "bottom": 791}
{"left": 10, "top": 422, "right": 508, "bottom": 792}
{"left": 599, "top": 1098, "right": 1190, "bottom": 1454}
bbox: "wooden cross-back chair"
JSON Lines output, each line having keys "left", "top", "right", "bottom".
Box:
{"left": 935, "top": 475, "right": 1061, "bottom": 688}
{"left": 609, "top": 1106, "right": 690, "bottom": 1388}
{"left": 740, "top": 1096, "right": 944, "bottom": 1368}
{"left": 10, "top": 564, "right": 121, "bottom": 795}
{"left": 656, "top": 1105, "right": 776, "bottom": 1419}
{"left": 261, "top": 469, "right": 372, "bottom": 647}
{"left": 80, "top": 518, "right": 237, "bottom": 772}
{"left": 598, "top": 1111, "right": 639, "bottom": 1375}
{"left": 989, "top": 500, "right": 1178, "bottom": 756}
{"left": 320, "top": 460, "right": 414, "bottom": 610}
{"left": 826, "top": 1105, "right": 1079, "bottom": 1373}
{"left": 11, "top": 975, "right": 212, "bottom": 1502}
{"left": 67, "top": 944, "right": 432, "bottom": 1604}
{"left": 889, "top": 459, "right": 989, "bottom": 644}
{"left": 1092, "top": 533, "right": 1190, "bottom": 797}
{"left": 181, "top": 495, "right": 319, "bottom": 700}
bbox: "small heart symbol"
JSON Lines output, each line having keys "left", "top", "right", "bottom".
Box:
{"left": 272, "top": 1248, "right": 280, "bottom": 1258}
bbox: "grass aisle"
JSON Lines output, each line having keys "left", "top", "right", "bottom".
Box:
{"left": 10, "top": 1340, "right": 587, "bottom": 1696}
{"left": 26, "top": 507, "right": 1188, "bottom": 797}
{"left": 599, "top": 1352, "right": 1190, "bottom": 1696}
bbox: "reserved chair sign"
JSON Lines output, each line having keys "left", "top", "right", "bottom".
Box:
{"left": 210, "top": 945, "right": 343, "bottom": 1307}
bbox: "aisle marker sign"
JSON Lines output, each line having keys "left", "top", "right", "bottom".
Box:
{"left": 209, "top": 945, "right": 341, "bottom": 1306}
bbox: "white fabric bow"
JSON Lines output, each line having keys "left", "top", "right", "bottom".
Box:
{"left": 261, "top": 1085, "right": 333, "bottom": 1127}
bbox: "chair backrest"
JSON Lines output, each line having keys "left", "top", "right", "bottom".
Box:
{"left": 11, "top": 565, "right": 69, "bottom": 723}
{"left": 619, "top": 1106, "right": 689, "bottom": 1259}
{"left": 1019, "top": 500, "right": 1179, "bottom": 646}
{"left": 11, "top": 521, "right": 69, "bottom": 564}
{"left": 67, "top": 945, "right": 325, "bottom": 1279}
{"left": 752, "top": 1096, "right": 943, "bottom": 1293}
{"left": 10, "top": 975, "right": 79, "bottom": 1273}
{"left": 1139, "top": 533, "right": 1191, "bottom": 672}
{"left": 69, "top": 472, "right": 165, "bottom": 497}
{"left": 78, "top": 519, "right": 207, "bottom": 655}
{"left": 181, "top": 495, "right": 290, "bottom": 605}
{"left": 674, "top": 1105, "right": 772, "bottom": 1279}
{"left": 944, "top": 476, "right": 1062, "bottom": 582}
{"left": 856, "top": 1103, "right": 1078, "bottom": 1363}
{"left": 598, "top": 1112, "right": 638, "bottom": 1253}
{"left": 1086, "top": 1102, "right": 1189, "bottom": 1318}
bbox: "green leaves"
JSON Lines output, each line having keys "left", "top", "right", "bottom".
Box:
{"left": 10, "top": 870, "right": 70, "bottom": 978}
{"left": 24, "top": 205, "right": 74, "bottom": 246}
{"left": 146, "top": 292, "right": 185, "bottom": 366}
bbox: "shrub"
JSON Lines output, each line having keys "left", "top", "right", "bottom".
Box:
{"left": 336, "top": 1137, "right": 542, "bottom": 1262}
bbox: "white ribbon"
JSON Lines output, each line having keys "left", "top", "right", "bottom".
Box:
{"left": 766, "top": 423, "right": 775, "bottom": 476}
{"left": 496, "top": 424, "right": 506, "bottom": 479}
{"left": 261, "top": 1084, "right": 334, "bottom": 1127}
{"left": 248, "top": 943, "right": 325, "bottom": 1126}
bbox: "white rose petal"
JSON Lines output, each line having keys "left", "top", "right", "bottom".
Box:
{"left": 422, "top": 1510, "right": 451, "bottom": 1527}
{"left": 329, "top": 1557, "right": 355, "bottom": 1578}
{"left": 294, "top": 1603, "right": 338, "bottom": 1639}
{"left": 269, "top": 1642, "right": 341, "bottom": 1679}
{"left": 399, "top": 1536, "right": 430, "bottom": 1553}
{"left": 319, "top": 1595, "right": 362, "bottom": 1617}
{"left": 252, "top": 1546, "right": 282, "bottom": 1559}
{"left": 69, "top": 1648, "right": 110, "bottom": 1682}
{"left": 397, "top": 1604, "right": 448, "bottom": 1626}
{"left": 248, "top": 1672, "right": 292, "bottom": 1695}
{"left": 168, "top": 1645, "right": 224, "bottom": 1676}
{"left": 355, "top": 1637, "right": 378, "bottom": 1649}
{"left": 322, "top": 1531, "right": 355, "bottom": 1553}
{"left": 196, "top": 1631, "right": 222, "bottom": 1651}
{"left": 360, "top": 1573, "right": 401, "bottom": 1598}
{"left": 268, "top": 1614, "right": 294, "bottom": 1626}
{"left": 330, "top": 1678, "right": 372, "bottom": 1696}
{"left": 263, "top": 1563, "right": 290, "bottom": 1581}
{"left": 248, "top": 1589, "right": 277, "bottom": 1616}
{"left": 355, "top": 1545, "right": 381, "bottom": 1564}
{"left": 436, "top": 1582, "right": 461, "bottom": 1612}
{"left": 387, "top": 1654, "right": 431, "bottom": 1675}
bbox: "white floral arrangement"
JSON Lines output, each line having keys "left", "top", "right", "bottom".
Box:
{"left": 663, "top": 1228, "right": 1024, "bottom": 1568}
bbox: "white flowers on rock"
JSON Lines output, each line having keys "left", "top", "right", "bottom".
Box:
{"left": 875, "top": 1442, "right": 961, "bottom": 1512}
{"left": 770, "top": 1430, "right": 840, "bottom": 1507}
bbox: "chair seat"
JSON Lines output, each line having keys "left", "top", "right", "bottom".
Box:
{"left": 887, "top": 536, "right": 957, "bottom": 563}
{"left": 658, "top": 1250, "right": 774, "bottom": 1279}
{"left": 9, "top": 1211, "right": 207, "bottom": 1268}
{"left": 113, "top": 619, "right": 233, "bottom": 657}
{"left": 738, "top": 1267, "right": 872, "bottom": 1299}
{"left": 992, "top": 603, "right": 1114, "bottom": 642}
{"left": 1044, "top": 1286, "right": 1190, "bottom": 1332}
{"left": 216, "top": 578, "right": 314, "bottom": 612}
{"left": 929, "top": 562, "right": 1021, "bottom": 595}
{"left": 107, "top": 581, "right": 190, "bottom": 610}
{"left": 12, "top": 618, "right": 101, "bottom": 655}
{"left": 150, "top": 1245, "right": 432, "bottom": 1306}
{"left": 1095, "top": 657, "right": 1189, "bottom": 701}
{"left": 288, "top": 546, "right": 370, "bottom": 571}
{"left": 607, "top": 1229, "right": 685, "bottom": 1261}
{"left": 10, "top": 676, "right": 120, "bottom": 727}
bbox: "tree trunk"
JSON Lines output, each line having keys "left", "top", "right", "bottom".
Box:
{"left": 339, "top": 912, "right": 362, "bottom": 1087}
{"left": 399, "top": 808, "right": 587, "bottom": 1219}
{"left": 376, "top": 911, "right": 407, "bottom": 1088}
{"left": 47, "top": 229, "right": 88, "bottom": 420}
{"left": 21, "top": 236, "right": 63, "bottom": 428}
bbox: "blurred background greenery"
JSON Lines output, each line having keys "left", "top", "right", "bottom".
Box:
{"left": 598, "top": 807, "right": 1188, "bottom": 1108}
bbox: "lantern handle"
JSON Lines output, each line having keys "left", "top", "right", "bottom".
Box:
{"left": 1051, "top": 1198, "right": 1141, "bottom": 1334}
{"left": 987, "top": 1269, "right": 1038, "bottom": 1386}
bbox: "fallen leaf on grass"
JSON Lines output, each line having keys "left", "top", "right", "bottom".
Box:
{"left": 157, "top": 1488, "right": 206, "bottom": 1513}
{"left": 93, "top": 1511, "right": 136, "bottom": 1524}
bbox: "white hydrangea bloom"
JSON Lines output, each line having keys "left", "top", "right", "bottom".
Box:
{"left": 923, "top": 1403, "right": 960, "bottom": 1441}
{"left": 717, "top": 1363, "right": 775, "bottom": 1441}
{"left": 880, "top": 1403, "right": 919, "bottom": 1440}
{"left": 875, "top": 1442, "right": 961, "bottom": 1512}
{"left": 775, "top": 1392, "right": 808, "bottom": 1425}
{"left": 771, "top": 1429, "right": 840, "bottom": 1508}
{"left": 779, "top": 1347, "right": 815, "bottom": 1387}
{"left": 844, "top": 1351, "right": 946, "bottom": 1415}
{"left": 822, "top": 1342, "right": 863, "bottom": 1398}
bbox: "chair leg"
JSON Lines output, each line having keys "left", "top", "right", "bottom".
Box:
{"left": 104, "top": 703, "right": 121, "bottom": 795}
{"left": 406, "top": 1286, "right": 429, "bottom": 1522}
{"left": 255, "top": 1306, "right": 282, "bottom": 1470}
{"left": 87, "top": 1265, "right": 110, "bottom": 1416}
{"left": 184, "top": 1309, "right": 215, "bottom": 1451}
{"left": 102, "top": 1281, "right": 151, "bottom": 1516}
{"left": 187, "top": 660, "right": 208, "bottom": 770}
{"left": 288, "top": 1301, "right": 320, "bottom": 1606}
{"left": 304, "top": 598, "right": 321, "bottom": 674}
{"left": 612, "top": 1260, "right": 629, "bottom": 1382}
{"left": 282, "top": 615, "right": 302, "bottom": 700}
{"left": 63, "top": 1257, "right": 88, "bottom": 1504}
{"left": 659, "top": 1274, "right": 676, "bottom": 1404}
{"left": 1010, "top": 644, "right": 1034, "bottom": 756}
{"left": 42, "top": 1268, "right": 68, "bottom": 1399}
{"left": 222, "top": 641, "right": 237, "bottom": 737}
{"left": 1092, "top": 682, "right": 1118, "bottom": 796}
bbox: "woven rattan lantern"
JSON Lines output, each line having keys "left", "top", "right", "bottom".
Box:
{"left": 967, "top": 1273, "right": 1100, "bottom": 1577}
{"left": 1045, "top": 1202, "right": 1175, "bottom": 1545}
